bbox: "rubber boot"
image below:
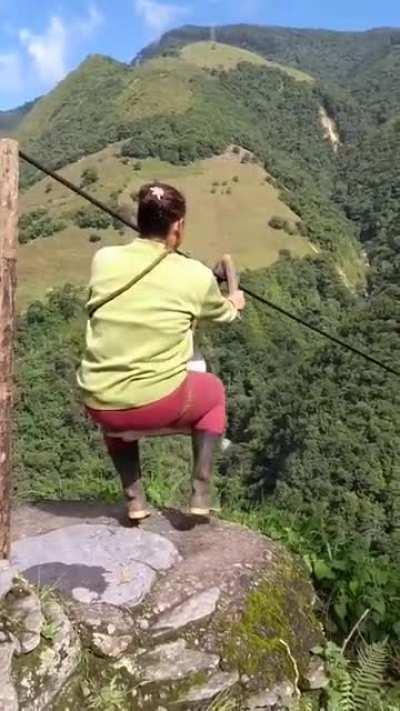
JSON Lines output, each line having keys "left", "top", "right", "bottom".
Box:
{"left": 190, "top": 432, "right": 220, "bottom": 517}
{"left": 108, "top": 441, "right": 150, "bottom": 521}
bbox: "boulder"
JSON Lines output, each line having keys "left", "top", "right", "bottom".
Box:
{"left": 10, "top": 524, "right": 180, "bottom": 606}
{"left": 13, "top": 598, "right": 81, "bottom": 710}
{"left": 91, "top": 631, "right": 132, "bottom": 658}
{"left": 8, "top": 503, "right": 325, "bottom": 709}
{"left": 176, "top": 670, "right": 239, "bottom": 704}
{"left": 5, "top": 583, "right": 44, "bottom": 654}
{"left": 152, "top": 587, "right": 221, "bottom": 634}
{"left": 135, "top": 638, "right": 220, "bottom": 684}
{"left": 0, "top": 636, "right": 18, "bottom": 711}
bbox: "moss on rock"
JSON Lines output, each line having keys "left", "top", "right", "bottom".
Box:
{"left": 224, "top": 550, "right": 323, "bottom": 690}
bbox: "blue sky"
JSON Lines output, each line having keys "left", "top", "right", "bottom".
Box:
{"left": 0, "top": 0, "right": 399, "bottom": 109}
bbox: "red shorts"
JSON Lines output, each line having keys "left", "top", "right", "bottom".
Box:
{"left": 86, "top": 372, "right": 226, "bottom": 450}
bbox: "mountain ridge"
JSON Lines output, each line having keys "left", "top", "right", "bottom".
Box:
{"left": 134, "top": 23, "right": 400, "bottom": 82}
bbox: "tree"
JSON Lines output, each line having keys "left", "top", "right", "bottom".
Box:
{"left": 269, "top": 215, "right": 287, "bottom": 230}
{"left": 80, "top": 166, "right": 99, "bottom": 188}
{"left": 73, "top": 206, "right": 112, "bottom": 230}
{"left": 19, "top": 209, "right": 65, "bottom": 244}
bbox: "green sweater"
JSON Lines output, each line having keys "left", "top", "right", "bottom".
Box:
{"left": 77, "top": 239, "right": 238, "bottom": 410}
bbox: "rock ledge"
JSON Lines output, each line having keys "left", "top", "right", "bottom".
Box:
{"left": 0, "top": 503, "right": 327, "bottom": 709}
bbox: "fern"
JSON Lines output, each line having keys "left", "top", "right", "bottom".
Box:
{"left": 338, "top": 672, "right": 354, "bottom": 711}
{"left": 299, "top": 700, "right": 315, "bottom": 711}
{"left": 352, "top": 641, "right": 388, "bottom": 711}
{"left": 87, "top": 676, "right": 128, "bottom": 710}
{"left": 324, "top": 640, "right": 391, "bottom": 711}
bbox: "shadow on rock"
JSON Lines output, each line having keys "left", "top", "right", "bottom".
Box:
{"left": 161, "top": 507, "right": 210, "bottom": 532}
{"left": 22, "top": 562, "right": 108, "bottom": 597}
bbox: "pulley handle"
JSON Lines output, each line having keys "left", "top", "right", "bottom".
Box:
{"left": 213, "top": 254, "right": 239, "bottom": 296}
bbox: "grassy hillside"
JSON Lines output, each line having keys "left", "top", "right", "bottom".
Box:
{"left": 13, "top": 41, "right": 364, "bottom": 293}
{"left": 16, "top": 47, "right": 315, "bottom": 179}
{"left": 137, "top": 24, "right": 400, "bottom": 84}
{"left": 181, "top": 40, "right": 267, "bottom": 69}
{"left": 17, "top": 55, "right": 208, "bottom": 175}
{"left": 141, "top": 25, "right": 400, "bottom": 145}
{"left": 17, "top": 146, "right": 312, "bottom": 307}
{"left": 181, "top": 40, "right": 313, "bottom": 82}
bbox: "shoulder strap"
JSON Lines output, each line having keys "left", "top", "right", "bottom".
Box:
{"left": 88, "top": 248, "right": 171, "bottom": 318}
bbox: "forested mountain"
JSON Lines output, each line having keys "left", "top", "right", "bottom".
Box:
{"left": 15, "top": 42, "right": 361, "bottom": 277}
{"left": 0, "top": 98, "right": 38, "bottom": 136}
{"left": 138, "top": 24, "right": 400, "bottom": 138}
{"left": 8, "top": 25, "right": 400, "bottom": 698}
{"left": 337, "top": 119, "right": 400, "bottom": 295}
{"left": 136, "top": 24, "right": 400, "bottom": 83}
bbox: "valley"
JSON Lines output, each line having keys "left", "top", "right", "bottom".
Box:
{"left": 5, "top": 22, "right": 400, "bottom": 708}
{"left": 18, "top": 146, "right": 311, "bottom": 307}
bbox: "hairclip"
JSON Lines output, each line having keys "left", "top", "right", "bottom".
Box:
{"left": 150, "top": 186, "right": 164, "bottom": 201}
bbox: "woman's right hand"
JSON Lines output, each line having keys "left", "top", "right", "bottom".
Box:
{"left": 229, "top": 290, "right": 246, "bottom": 311}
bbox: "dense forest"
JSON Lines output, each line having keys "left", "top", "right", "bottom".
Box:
{"left": 139, "top": 24, "right": 400, "bottom": 138}
{"left": 0, "top": 98, "right": 37, "bottom": 136}
{"left": 8, "top": 22, "right": 400, "bottom": 707}
{"left": 14, "top": 258, "right": 400, "bottom": 706}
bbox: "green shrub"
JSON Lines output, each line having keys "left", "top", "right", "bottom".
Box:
{"left": 73, "top": 206, "right": 112, "bottom": 230}
{"left": 19, "top": 209, "right": 65, "bottom": 244}
{"left": 269, "top": 215, "right": 287, "bottom": 230}
{"left": 89, "top": 233, "right": 102, "bottom": 243}
{"left": 133, "top": 161, "right": 142, "bottom": 171}
{"left": 232, "top": 176, "right": 239, "bottom": 183}
{"left": 279, "top": 248, "right": 291, "bottom": 259}
{"left": 296, "top": 220, "right": 308, "bottom": 237}
{"left": 265, "top": 175, "right": 278, "bottom": 188}
{"left": 80, "top": 166, "right": 99, "bottom": 189}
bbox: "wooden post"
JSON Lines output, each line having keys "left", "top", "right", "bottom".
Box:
{"left": 0, "top": 139, "right": 18, "bottom": 560}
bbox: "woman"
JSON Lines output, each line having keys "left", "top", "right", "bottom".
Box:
{"left": 78, "top": 182, "right": 245, "bottom": 520}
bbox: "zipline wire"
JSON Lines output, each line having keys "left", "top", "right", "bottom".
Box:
{"left": 19, "top": 150, "right": 140, "bottom": 234}
{"left": 240, "top": 286, "right": 400, "bottom": 377}
{"left": 19, "top": 149, "right": 400, "bottom": 379}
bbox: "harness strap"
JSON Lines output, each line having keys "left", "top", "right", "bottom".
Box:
{"left": 88, "top": 248, "right": 172, "bottom": 318}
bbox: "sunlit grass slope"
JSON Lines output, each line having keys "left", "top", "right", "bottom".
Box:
{"left": 181, "top": 41, "right": 314, "bottom": 82}
{"left": 18, "top": 145, "right": 311, "bottom": 307}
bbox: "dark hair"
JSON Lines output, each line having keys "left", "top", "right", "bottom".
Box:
{"left": 137, "top": 182, "right": 186, "bottom": 238}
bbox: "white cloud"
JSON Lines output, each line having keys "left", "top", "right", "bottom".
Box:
{"left": 20, "top": 16, "right": 67, "bottom": 86}
{"left": 0, "top": 52, "right": 23, "bottom": 93}
{"left": 74, "top": 3, "right": 104, "bottom": 36}
{"left": 19, "top": 4, "right": 104, "bottom": 88}
{"left": 135, "top": 0, "right": 187, "bottom": 34}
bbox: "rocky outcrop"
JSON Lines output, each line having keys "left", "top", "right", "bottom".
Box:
{"left": 319, "top": 106, "right": 340, "bottom": 152}
{"left": 0, "top": 503, "right": 328, "bottom": 709}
